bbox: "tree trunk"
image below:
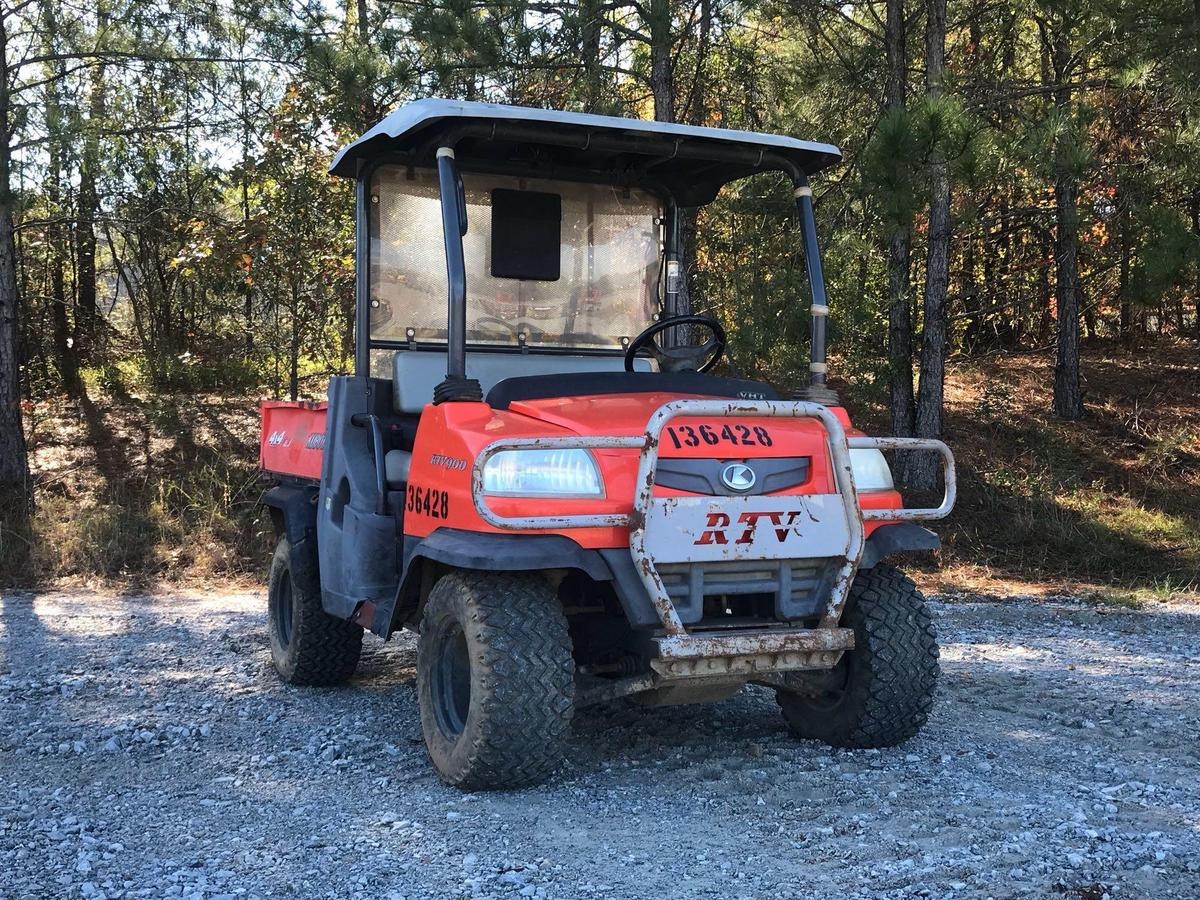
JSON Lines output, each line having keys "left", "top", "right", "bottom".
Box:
{"left": 352, "top": 0, "right": 377, "bottom": 128}
{"left": 43, "top": 3, "right": 79, "bottom": 395}
{"left": 646, "top": 0, "right": 695, "bottom": 320}
{"left": 884, "top": 0, "right": 907, "bottom": 111}
{"left": 289, "top": 281, "right": 301, "bottom": 402}
{"left": 1036, "top": 228, "right": 1054, "bottom": 342}
{"left": 910, "top": 0, "right": 951, "bottom": 492}
{"left": 75, "top": 171, "right": 99, "bottom": 359}
{"left": 49, "top": 225, "right": 76, "bottom": 392}
{"left": 887, "top": 230, "right": 915, "bottom": 436}
{"left": 0, "top": 208, "right": 25, "bottom": 492}
{"left": 1049, "top": 28, "right": 1084, "bottom": 420}
{"left": 580, "top": 0, "right": 604, "bottom": 112}
{"left": 1053, "top": 170, "right": 1084, "bottom": 418}
{"left": 1082, "top": 290, "right": 1096, "bottom": 340}
{"left": 960, "top": 227, "right": 980, "bottom": 352}
{"left": 237, "top": 52, "right": 256, "bottom": 358}
{"left": 1118, "top": 183, "right": 1132, "bottom": 341}
{"left": 1192, "top": 184, "right": 1199, "bottom": 336}
{"left": 74, "top": 1, "right": 107, "bottom": 360}
{"left": 884, "top": 0, "right": 914, "bottom": 441}
{"left": 648, "top": 0, "right": 674, "bottom": 123}
{"left": 0, "top": 12, "right": 30, "bottom": 494}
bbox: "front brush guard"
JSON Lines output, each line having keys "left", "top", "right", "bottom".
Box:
{"left": 471, "top": 400, "right": 955, "bottom": 672}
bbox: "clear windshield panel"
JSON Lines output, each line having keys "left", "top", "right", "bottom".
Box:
{"left": 369, "top": 166, "right": 661, "bottom": 350}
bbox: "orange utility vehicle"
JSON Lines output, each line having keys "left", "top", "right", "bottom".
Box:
{"left": 259, "top": 99, "right": 956, "bottom": 790}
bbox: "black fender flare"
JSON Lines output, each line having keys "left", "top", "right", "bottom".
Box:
{"left": 405, "top": 528, "right": 611, "bottom": 580}
{"left": 859, "top": 523, "right": 941, "bottom": 569}
{"left": 260, "top": 482, "right": 319, "bottom": 546}
{"left": 380, "top": 528, "right": 616, "bottom": 635}
{"left": 377, "top": 524, "right": 942, "bottom": 636}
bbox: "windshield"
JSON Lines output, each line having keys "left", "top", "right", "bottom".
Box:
{"left": 369, "top": 166, "right": 661, "bottom": 351}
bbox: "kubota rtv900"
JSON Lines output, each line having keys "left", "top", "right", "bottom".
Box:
{"left": 259, "top": 99, "right": 956, "bottom": 790}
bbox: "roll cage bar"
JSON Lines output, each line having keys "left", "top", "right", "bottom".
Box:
{"left": 340, "top": 102, "right": 839, "bottom": 402}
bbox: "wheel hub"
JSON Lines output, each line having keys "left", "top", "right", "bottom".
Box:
{"left": 274, "top": 573, "right": 295, "bottom": 647}
{"left": 431, "top": 621, "right": 472, "bottom": 739}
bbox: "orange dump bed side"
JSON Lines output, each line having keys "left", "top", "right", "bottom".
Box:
{"left": 260, "top": 400, "right": 327, "bottom": 481}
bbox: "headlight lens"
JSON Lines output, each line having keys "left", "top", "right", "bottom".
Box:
{"left": 481, "top": 449, "right": 605, "bottom": 498}
{"left": 849, "top": 448, "right": 894, "bottom": 491}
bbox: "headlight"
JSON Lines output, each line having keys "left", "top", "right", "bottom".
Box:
{"left": 849, "top": 448, "right": 894, "bottom": 491}
{"left": 481, "top": 449, "right": 605, "bottom": 498}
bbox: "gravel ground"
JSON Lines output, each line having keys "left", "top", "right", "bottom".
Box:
{"left": 1, "top": 586, "right": 1198, "bottom": 900}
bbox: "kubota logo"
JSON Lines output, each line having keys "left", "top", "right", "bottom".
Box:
{"left": 720, "top": 462, "right": 756, "bottom": 492}
{"left": 267, "top": 430, "right": 290, "bottom": 447}
{"left": 695, "top": 511, "right": 805, "bottom": 545}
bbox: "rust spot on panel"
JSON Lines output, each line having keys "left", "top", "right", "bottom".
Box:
{"left": 351, "top": 601, "right": 377, "bottom": 627}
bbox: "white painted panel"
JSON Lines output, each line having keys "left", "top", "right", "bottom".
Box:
{"left": 640, "top": 494, "right": 852, "bottom": 564}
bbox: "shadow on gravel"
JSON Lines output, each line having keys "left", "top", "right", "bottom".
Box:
{"left": 1, "top": 591, "right": 79, "bottom": 682}
{"left": 354, "top": 638, "right": 417, "bottom": 683}
{"left": 567, "top": 689, "right": 791, "bottom": 762}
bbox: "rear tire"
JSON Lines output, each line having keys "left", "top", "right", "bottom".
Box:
{"left": 417, "top": 571, "right": 575, "bottom": 790}
{"left": 267, "top": 537, "right": 362, "bottom": 686}
{"left": 777, "top": 564, "right": 938, "bottom": 748}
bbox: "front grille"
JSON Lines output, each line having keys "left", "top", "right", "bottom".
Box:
{"left": 656, "top": 558, "right": 835, "bottom": 623}
{"left": 654, "top": 456, "right": 811, "bottom": 496}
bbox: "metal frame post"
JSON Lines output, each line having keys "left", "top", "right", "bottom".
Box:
{"left": 354, "top": 175, "right": 371, "bottom": 377}
{"left": 436, "top": 147, "right": 468, "bottom": 382}
{"left": 793, "top": 176, "right": 832, "bottom": 396}
{"left": 664, "top": 199, "right": 683, "bottom": 319}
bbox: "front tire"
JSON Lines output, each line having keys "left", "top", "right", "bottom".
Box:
{"left": 417, "top": 571, "right": 575, "bottom": 790}
{"left": 777, "top": 564, "right": 938, "bottom": 748}
{"left": 267, "top": 537, "right": 362, "bottom": 686}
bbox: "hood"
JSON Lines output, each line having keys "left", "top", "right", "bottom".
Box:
{"left": 504, "top": 391, "right": 849, "bottom": 459}
{"left": 505, "top": 391, "right": 711, "bottom": 436}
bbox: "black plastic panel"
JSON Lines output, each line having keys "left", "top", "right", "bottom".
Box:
{"left": 654, "top": 457, "right": 811, "bottom": 496}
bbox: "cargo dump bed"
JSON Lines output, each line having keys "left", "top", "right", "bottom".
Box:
{"left": 260, "top": 400, "right": 327, "bottom": 481}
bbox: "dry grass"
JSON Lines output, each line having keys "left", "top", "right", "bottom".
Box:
{"left": 3, "top": 340, "right": 1198, "bottom": 599}
{"left": 2, "top": 379, "right": 272, "bottom": 588}
{"left": 847, "top": 339, "right": 1200, "bottom": 600}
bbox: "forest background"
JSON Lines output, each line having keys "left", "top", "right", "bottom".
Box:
{"left": 1, "top": 0, "right": 1198, "bottom": 597}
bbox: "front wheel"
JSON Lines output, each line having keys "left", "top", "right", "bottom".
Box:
{"left": 417, "top": 571, "right": 575, "bottom": 790}
{"left": 777, "top": 564, "right": 938, "bottom": 748}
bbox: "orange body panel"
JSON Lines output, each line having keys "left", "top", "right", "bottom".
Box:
{"left": 259, "top": 400, "right": 327, "bottom": 481}
{"left": 259, "top": 390, "right": 903, "bottom": 547}
{"left": 400, "top": 392, "right": 901, "bottom": 549}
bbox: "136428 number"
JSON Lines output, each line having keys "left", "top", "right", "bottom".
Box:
{"left": 665, "top": 423, "right": 773, "bottom": 450}
{"left": 406, "top": 484, "right": 449, "bottom": 519}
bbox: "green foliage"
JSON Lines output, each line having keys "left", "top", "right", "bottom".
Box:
{"left": 861, "top": 108, "right": 924, "bottom": 233}
{"left": 1135, "top": 207, "right": 1200, "bottom": 302}
{"left": 9, "top": 0, "right": 1196, "bottom": 403}
{"left": 4, "top": 0, "right": 1200, "bottom": 587}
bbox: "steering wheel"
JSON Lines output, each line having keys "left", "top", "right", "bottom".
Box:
{"left": 624, "top": 314, "right": 727, "bottom": 374}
